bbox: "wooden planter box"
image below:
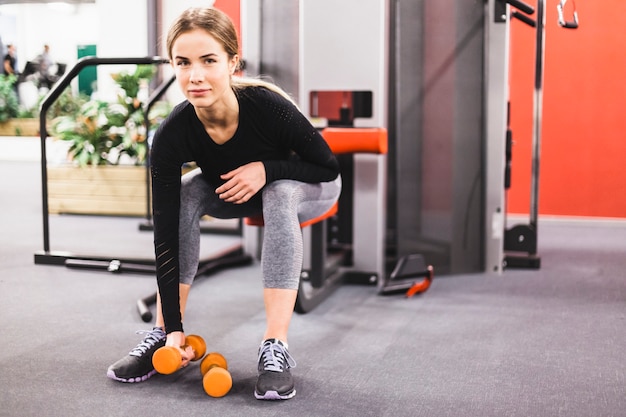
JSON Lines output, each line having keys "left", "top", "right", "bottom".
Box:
{"left": 0, "top": 118, "right": 40, "bottom": 136}
{"left": 47, "top": 165, "right": 149, "bottom": 217}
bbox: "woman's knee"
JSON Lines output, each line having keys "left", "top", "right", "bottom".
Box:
{"left": 181, "top": 168, "right": 207, "bottom": 200}
{"left": 263, "top": 180, "right": 305, "bottom": 201}
{"left": 180, "top": 168, "right": 216, "bottom": 221}
{"left": 261, "top": 180, "right": 303, "bottom": 214}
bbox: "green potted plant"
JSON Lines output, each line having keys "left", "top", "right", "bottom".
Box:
{"left": 0, "top": 74, "right": 48, "bottom": 136}
{"left": 46, "top": 65, "right": 172, "bottom": 216}
{"left": 0, "top": 74, "right": 34, "bottom": 135}
{"left": 0, "top": 74, "right": 19, "bottom": 123}
{"left": 50, "top": 65, "right": 170, "bottom": 167}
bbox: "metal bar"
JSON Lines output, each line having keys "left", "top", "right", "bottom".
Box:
{"left": 37, "top": 56, "right": 169, "bottom": 255}
{"left": 529, "top": 0, "right": 545, "bottom": 237}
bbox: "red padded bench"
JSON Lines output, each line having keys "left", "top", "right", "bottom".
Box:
{"left": 244, "top": 201, "right": 338, "bottom": 228}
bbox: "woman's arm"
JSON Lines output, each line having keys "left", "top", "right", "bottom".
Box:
{"left": 150, "top": 113, "right": 189, "bottom": 334}
{"left": 260, "top": 90, "right": 340, "bottom": 184}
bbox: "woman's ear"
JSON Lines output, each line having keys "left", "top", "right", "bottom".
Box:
{"left": 230, "top": 55, "right": 240, "bottom": 75}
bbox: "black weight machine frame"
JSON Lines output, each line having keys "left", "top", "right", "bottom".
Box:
{"left": 33, "top": 57, "right": 253, "bottom": 314}
{"left": 497, "top": 0, "right": 578, "bottom": 269}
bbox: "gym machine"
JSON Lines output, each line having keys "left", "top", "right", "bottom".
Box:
{"left": 493, "top": 0, "right": 579, "bottom": 269}
{"left": 242, "top": 0, "right": 446, "bottom": 305}
{"left": 250, "top": 0, "right": 577, "bottom": 282}
{"left": 246, "top": 0, "right": 521, "bottom": 298}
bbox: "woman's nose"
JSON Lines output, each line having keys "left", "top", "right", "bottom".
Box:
{"left": 189, "top": 64, "right": 203, "bottom": 83}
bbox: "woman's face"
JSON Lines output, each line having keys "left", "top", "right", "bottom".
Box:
{"left": 171, "top": 28, "right": 238, "bottom": 109}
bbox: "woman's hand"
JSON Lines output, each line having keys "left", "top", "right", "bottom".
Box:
{"left": 216, "top": 161, "right": 266, "bottom": 204}
{"left": 165, "top": 331, "right": 195, "bottom": 367}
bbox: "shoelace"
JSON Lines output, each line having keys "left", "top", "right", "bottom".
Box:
{"left": 129, "top": 329, "right": 165, "bottom": 357}
{"left": 259, "top": 341, "right": 297, "bottom": 372}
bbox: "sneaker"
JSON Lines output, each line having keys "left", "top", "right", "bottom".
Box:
{"left": 254, "top": 338, "right": 297, "bottom": 400}
{"left": 106, "top": 327, "right": 166, "bottom": 383}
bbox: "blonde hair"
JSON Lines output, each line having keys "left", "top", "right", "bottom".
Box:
{"left": 166, "top": 7, "right": 296, "bottom": 105}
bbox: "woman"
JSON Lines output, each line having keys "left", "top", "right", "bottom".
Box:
{"left": 107, "top": 7, "right": 341, "bottom": 401}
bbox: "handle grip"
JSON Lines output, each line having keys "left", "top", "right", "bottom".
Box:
{"left": 558, "top": 6, "right": 579, "bottom": 29}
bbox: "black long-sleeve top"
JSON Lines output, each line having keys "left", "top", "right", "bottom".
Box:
{"left": 150, "top": 85, "right": 340, "bottom": 334}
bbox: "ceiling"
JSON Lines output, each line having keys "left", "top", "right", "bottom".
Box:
{"left": 0, "top": 0, "right": 94, "bottom": 5}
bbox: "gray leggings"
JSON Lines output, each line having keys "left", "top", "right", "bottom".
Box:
{"left": 179, "top": 168, "right": 341, "bottom": 289}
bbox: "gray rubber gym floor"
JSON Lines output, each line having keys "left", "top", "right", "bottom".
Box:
{"left": 0, "top": 158, "right": 624, "bottom": 417}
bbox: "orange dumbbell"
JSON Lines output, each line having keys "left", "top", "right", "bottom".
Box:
{"left": 152, "top": 334, "right": 206, "bottom": 375}
{"left": 200, "top": 352, "right": 232, "bottom": 397}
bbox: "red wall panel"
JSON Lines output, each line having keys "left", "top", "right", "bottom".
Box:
{"left": 214, "top": 0, "right": 241, "bottom": 53}
{"left": 508, "top": 1, "right": 626, "bottom": 218}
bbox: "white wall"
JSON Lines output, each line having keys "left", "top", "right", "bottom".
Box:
{"left": 0, "top": 1, "right": 150, "bottom": 102}
{"left": 0, "top": 3, "right": 98, "bottom": 76}
{"left": 93, "top": 0, "right": 149, "bottom": 101}
{"left": 0, "top": 0, "right": 223, "bottom": 107}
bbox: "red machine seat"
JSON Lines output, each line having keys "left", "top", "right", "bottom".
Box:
{"left": 245, "top": 201, "right": 338, "bottom": 228}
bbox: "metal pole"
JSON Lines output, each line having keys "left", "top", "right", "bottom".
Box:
{"left": 529, "top": 0, "right": 545, "bottom": 238}
{"left": 38, "top": 57, "right": 168, "bottom": 255}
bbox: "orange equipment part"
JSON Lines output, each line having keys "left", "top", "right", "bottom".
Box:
{"left": 321, "top": 127, "right": 388, "bottom": 155}
{"left": 245, "top": 201, "right": 338, "bottom": 228}
{"left": 405, "top": 266, "right": 434, "bottom": 298}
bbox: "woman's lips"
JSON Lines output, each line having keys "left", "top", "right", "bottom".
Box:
{"left": 188, "top": 88, "right": 210, "bottom": 97}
